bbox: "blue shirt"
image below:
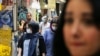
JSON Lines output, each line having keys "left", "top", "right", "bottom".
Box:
{"left": 43, "top": 28, "right": 54, "bottom": 56}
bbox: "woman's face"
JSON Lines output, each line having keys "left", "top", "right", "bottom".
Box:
{"left": 63, "top": 0, "right": 100, "bottom": 56}
{"left": 51, "top": 23, "right": 57, "bottom": 31}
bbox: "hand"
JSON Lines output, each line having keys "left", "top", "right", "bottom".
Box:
{"left": 42, "top": 53, "right": 45, "bottom": 56}
{"left": 21, "top": 20, "right": 25, "bottom": 25}
{"left": 17, "top": 48, "right": 22, "bottom": 56}
{"left": 17, "top": 54, "right": 21, "bottom": 56}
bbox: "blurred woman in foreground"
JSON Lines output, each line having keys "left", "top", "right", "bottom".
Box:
{"left": 53, "top": 0, "right": 100, "bottom": 56}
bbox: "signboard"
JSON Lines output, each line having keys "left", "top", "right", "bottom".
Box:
{"left": 48, "top": 0, "right": 56, "bottom": 9}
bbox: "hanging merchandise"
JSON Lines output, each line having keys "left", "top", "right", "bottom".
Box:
{"left": 0, "top": 1, "right": 13, "bottom": 56}
{"left": 30, "top": 0, "right": 40, "bottom": 9}
{"left": 0, "top": 10, "right": 13, "bottom": 28}
{"left": 0, "top": 10, "right": 13, "bottom": 56}
{"left": 18, "top": 11, "right": 27, "bottom": 21}
{"left": 18, "top": 6, "right": 28, "bottom": 21}
{"left": 2, "top": 0, "right": 7, "bottom": 5}
{"left": 2, "top": 0, "right": 12, "bottom": 6}
{"left": 1, "top": 15, "right": 10, "bottom": 25}
{"left": 0, "top": 29, "right": 12, "bottom": 56}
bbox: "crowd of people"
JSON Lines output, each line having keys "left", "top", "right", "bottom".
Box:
{"left": 17, "top": 0, "right": 100, "bottom": 56}
{"left": 17, "top": 12, "right": 57, "bottom": 56}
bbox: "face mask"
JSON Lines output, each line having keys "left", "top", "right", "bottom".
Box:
{"left": 42, "top": 16, "right": 47, "bottom": 22}
{"left": 52, "top": 26, "right": 57, "bottom": 31}
{"left": 26, "top": 28, "right": 32, "bottom": 33}
{"left": 42, "top": 19, "right": 47, "bottom": 22}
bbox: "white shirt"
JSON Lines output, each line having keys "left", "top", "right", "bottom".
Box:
{"left": 39, "top": 22, "right": 50, "bottom": 35}
{"left": 23, "top": 39, "right": 30, "bottom": 56}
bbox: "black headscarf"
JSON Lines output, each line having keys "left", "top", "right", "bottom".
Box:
{"left": 28, "top": 22, "right": 39, "bottom": 34}
{"left": 50, "top": 19, "right": 57, "bottom": 32}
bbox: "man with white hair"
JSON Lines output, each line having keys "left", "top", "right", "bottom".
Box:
{"left": 19, "top": 12, "right": 35, "bottom": 32}
{"left": 39, "top": 15, "right": 50, "bottom": 35}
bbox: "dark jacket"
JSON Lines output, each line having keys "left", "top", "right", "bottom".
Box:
{"left": 18, "top": 22, "right": 46, "bottom": 56}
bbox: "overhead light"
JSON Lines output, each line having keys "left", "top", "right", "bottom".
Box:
{"left": 57, "top": 0, "right": 66, "bottom": 3}
{"left": 44, "top": 4, "right": 48, "bottom": 8}
{"left": 31, "top": 0, "right": 40, "bottom": 9}
{"left": 38, "top": 9, "right": 41, "bottom": 13}
{"left": 51, "top": 9, "right": 55, "bottom": 11}
{"left": 59, "top": 10, "right": 62, "bottom": 14}
{"left": 60, "top": 0, "right": 65, "bottom": 2}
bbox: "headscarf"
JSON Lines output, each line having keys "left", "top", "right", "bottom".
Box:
{"left": 50, "top": 19, "right": 57, "bottom": 32}
{"left": 28, "top": 22, "right": 39, "bottom": 34}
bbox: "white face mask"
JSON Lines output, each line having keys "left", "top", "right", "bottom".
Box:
{"left": 52, "top": 26, "right": 57, "bottom": 31}
{"left": 42, "top": 19, "right": 47, "bottom": 22}
{"left": 26, "top": 28, "right": 32, "bottom": 33}
{"left": 42, "top": 16, "right": 47, "bottom": 22}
